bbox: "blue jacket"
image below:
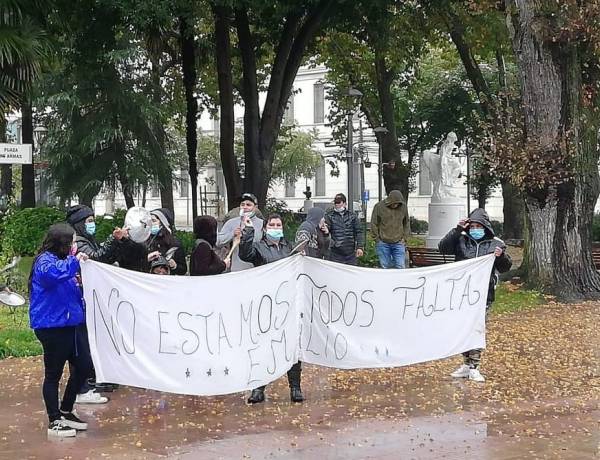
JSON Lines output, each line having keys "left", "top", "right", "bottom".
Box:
{"left": 29, "top": 252, "right": 85, "bottom": 330}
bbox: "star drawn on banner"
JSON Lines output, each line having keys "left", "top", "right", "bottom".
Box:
{"left": 224, "top": 367, "right": 229, "bottom": 376}
{"left": 185, "top": 368, "right": 191, "bottom": 378}
{"left": 206, "top": 368, "right": 212, "bottom": 377}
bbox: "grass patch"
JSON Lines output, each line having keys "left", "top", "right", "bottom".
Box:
{"left": 491, "top": 283, "right": 544, "bottom": 314}
{"left": 0, "top": 306, "right": 40, "bottom": 359}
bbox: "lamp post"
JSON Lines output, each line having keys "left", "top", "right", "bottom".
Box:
{"left": 346, "top": 88, "right": 362, "bottom": 212}
{"left": 373, "top": 126, "right": 389, "bottom": 202}
{"left": 33, "top": 126, "right": 47, "bottom": 205}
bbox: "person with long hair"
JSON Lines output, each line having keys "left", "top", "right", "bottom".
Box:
{"left": 146, "top": 208, "right": 187, "bottom": 275}
{"left": 239, "top": 213, "right": 304, "bottom": 404}
{"left": 29, "top": 223, "right": 91, "bottom": 437}
{"left": 190, "top": 215, "right": 230, "bottom": 276}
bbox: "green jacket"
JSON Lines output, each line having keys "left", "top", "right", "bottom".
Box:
{"left": 370, "top": 190, "right": 411, "bottom": 243}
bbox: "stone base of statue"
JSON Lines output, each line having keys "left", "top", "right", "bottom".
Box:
{"left": 426, "top": 202, "right": 466, "bottom": 249}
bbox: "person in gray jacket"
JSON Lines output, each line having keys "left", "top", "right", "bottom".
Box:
{"left": 216, "top": 193, "right": 263, "bottom": 272}
{"left": 238, "top": 213, "right": 304, "bottom": 404}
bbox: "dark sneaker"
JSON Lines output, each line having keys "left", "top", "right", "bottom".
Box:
{"left": 247, "top": 388, "right": 265, "bottom": 404}
{"left": 60, "top": 411, "right": 88, "bottom": 430}
{"left": 290, "top": 387, "right": 304, "bottom": 403}
{"left": 48, "top": 420, "right": 76, "bottom": 438}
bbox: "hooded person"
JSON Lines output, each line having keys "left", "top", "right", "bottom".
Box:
{"left": 294, "top": 207, "right": 330, "bottom": 259}
{"left": 216, "top": 193, "right": 264, "bottom": 272}
{"left": 190, "top": 215, "right": 229, "bottom": 276}
{"left": 145, "top": 208, "right": 187, "bottom": 275}
{"left": 66, "top": 205, "right": 128, "bottom": 264}
{"left": 370, "top": 190, "right": 411, "bottom": 269}
{"left": 438, "top": 208, "right": 512, "bottom": 383}
{"left": 149, "top": 255, "right": 171, "bottom": 275}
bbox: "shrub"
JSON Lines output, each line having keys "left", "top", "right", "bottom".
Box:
{"left": 175, "top": 230, "right": 195, "bottom": 255}
{"left": 490, "top": 220, "right": 503, "bottom": 237}
{"left": 95, "top": 209, "right": 126, "bottom": 242}
{"left": 410, "top": 216, "right": 429, "bottom": 234}
{"left": 0, "top": 207, "right": 65, "bottom": 257}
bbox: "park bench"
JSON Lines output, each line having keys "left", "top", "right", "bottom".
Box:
{"left": 407, "top": 247, "right": 455, "bottom": 268}
{"left": 592, "top": 244, "right": 600, "bottom": 270}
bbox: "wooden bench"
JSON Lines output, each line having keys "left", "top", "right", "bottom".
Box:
{"left": 593, "top": 245, "right": 600, "bottom": 270}
{"left": 408, "top": 247, "right": 455, "bottom": 268}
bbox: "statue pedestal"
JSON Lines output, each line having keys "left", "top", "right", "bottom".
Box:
{"left": 426, "top": 202, "right": 466, "bottom": 248}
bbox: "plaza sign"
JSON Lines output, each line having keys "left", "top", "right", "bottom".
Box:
{"left": 0, "top": 143, "right": 32, "bottom": 164}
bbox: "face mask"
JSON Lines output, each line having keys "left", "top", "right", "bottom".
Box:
{"left": 70, "top": 243, "right": 77, "bottom": 256}
{"left": 151, "top": 224, "right": 160, "bottom": 236}
{"left": 240, "top": 209, "right": 255, "bottom": 218}
{"left": 266, "top": 229, "right": 284, "bottom": 239}
{"left": 334, "top": 206, "right": 346, "bottom": 213}
{"left": 469, "top": 228, "right": 485, "bottom": 240}
{"left": 85, "top": 222, "right": 96, "bottom": 236}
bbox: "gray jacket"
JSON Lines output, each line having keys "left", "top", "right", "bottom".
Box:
{"left": 239, "top": 227, "right": 292, "bottom": 266}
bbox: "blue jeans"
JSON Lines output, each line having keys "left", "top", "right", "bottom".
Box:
{"left": 376, "top": 241, "right": 406, "bottom": 269}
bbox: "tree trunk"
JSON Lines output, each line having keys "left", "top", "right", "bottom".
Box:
{"left": 506, "top": 0, "right": 600, "bottom": 299}
{"left": 115, "top": 155, "right": 135, "bottom": 209}
{"left": 0, "top": 116, "right": 12, "bottom": 201}
{"left": 501, "top": 180, "right": 524, "bottom": 240}
{"left": 21, "top": 98, "right": 36, "bottom": 208}
{"left": 213, "top": 5, "right": 241, "bottom": 210}
{"left": 179, "top": 15, "right": 199, "bottom": 218}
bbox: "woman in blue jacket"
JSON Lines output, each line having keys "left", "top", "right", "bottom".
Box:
{"left": 29, "top": 223, "right": 92, "bottom": 438}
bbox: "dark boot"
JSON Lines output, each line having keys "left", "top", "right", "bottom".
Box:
{"left": 287, "top": 362, "right": 304, "bottom": 403}
{"left": 247, "top": 387, "right": 265, "bottom": 404}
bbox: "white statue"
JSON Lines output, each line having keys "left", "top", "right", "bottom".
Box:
{"left": 423, "top": 132, "right": 463, "bottom": 203}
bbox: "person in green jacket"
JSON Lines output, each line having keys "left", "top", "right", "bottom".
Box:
{"left": 370, "top": 190, "right": 411, "bottom": 268}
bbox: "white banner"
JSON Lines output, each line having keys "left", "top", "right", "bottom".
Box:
{"left": 82, "top": 254, "right": 495, "bottom": 396}
{"left": 82, "top": 257, "right": 300, "bottom": 396}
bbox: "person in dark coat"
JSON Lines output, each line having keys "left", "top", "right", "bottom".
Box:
{"left": 324, "top": 193, "right": 364, "bottom": 265}
{"left": 190, "top": 215, "right": 229, "bottom": 276}
{"left": 438, "top": 208, "right": 512, "bottom": 383}
{"left": 146, "top": 208, "right": 187, "bottom": 275}
{"left": 239, "top": 213, "right": 304, "bottom": 404}
{"left": 295, "top": 207, "right": 330, "bottom": 259}
{"left": 29, "top": 223, "right": 92, "bottom": 437}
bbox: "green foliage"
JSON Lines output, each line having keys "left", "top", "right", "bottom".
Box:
{"left": 490, "top": 220, "right": 503, "bottom": 238}
{"left": 95, "top": 209, "right": 127, "bottom": 242}
{"left": 410, "top": 216, "right": 429, "bottom": 234}
{"left": 0, "top": 207, "right": 65, "bottom": 257}
{"left": 263, "top": 197, "right": 299, "bottom": 241}
{"left": 175, "top": 230, "right": 195, "bottom": 255}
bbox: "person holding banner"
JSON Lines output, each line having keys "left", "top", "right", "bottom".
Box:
{"left": 67, "top": 204, "right": 127, "bottom": 401}
{"left": 29, "top": 223, "right": 92, "bottom": 438}
{"left": 324, "top": 193, "right": 364, "bottom": 265}
{"left": 438, "top": 208, "right": 512, "bottom": 382}
{"left": 239, "top": 213, "right": 304, "bottom": 404}
{"left": 217, "top": 193, "right": 263, "bottom": 272}
{"left": 190, "top": 215, "right": 230, "bottom": 276}
{"left": 146, "top": 208, "right": 187, "bottom": 275}
{"left": 295, "top": 207, "right": 330, "bottom": 259}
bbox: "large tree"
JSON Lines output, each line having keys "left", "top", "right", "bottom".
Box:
{"left": 212, "top": 0, "right": 341, "bottom": 209}
{"left": 502, "top": 0, "right": 600, "bottom": 299}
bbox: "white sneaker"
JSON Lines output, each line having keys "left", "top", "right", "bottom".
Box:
{"left": 48, "top": 420, "right": 76, "bottom": 438}
{"left": 75, "top": 390, "right": 109, "bottom": 404}
{"left": 450, "top": 364, "right": 470, "bottom": 378}
{"left": 468, "top": 368, "right": 485, "bottom": 382}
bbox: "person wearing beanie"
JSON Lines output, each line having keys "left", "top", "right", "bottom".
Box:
{"left": 324, "top": 193, "right": 364, "bottom": 265}
{"left": 190, "top": 215, "right": 230, "bottom": 276}
{"left": 149, "top": 255, "right": 171, "bottom": 275}
{"left": 145, "top": 208, "right": 187, "bottom": 275}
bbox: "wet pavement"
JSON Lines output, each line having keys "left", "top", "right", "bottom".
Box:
{"left": 1, "top": 301, "right": 599, "bottom": 459}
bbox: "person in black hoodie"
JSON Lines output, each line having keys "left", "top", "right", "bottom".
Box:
{"left": 438, "top": 208, "right": 512, "bottom": 383}
{"left": 239, "top": 213, "right": 304, "bottom": 404}
{"left": 190, "top": 215, "right": 229, "bottom": 276}
{"left": 146, "top": 208, "right": 187, "bottom": 275}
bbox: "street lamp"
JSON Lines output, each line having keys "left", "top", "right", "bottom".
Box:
{"left": 33, "top": 126, "right": 48, "bottom": 204}
{"left": 346, "top": 87, "right": 362, "bottom": 212}
{"left": 373, "top": 126, "right": 389, "bottom": 202}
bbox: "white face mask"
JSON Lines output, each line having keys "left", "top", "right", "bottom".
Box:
{"left": 239, "top": 209, "right": 255, "bottom": 218}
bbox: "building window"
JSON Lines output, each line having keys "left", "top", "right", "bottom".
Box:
{"left": 285, "top": 180, "right": 296, "bottom": 197}
{"left": 315, "top": 160, "right": 326, "bottom": 196}
{"left": 419, "top": 154, "right": 432, "bottom": 195}
{"left": 283, "top": 93, "right": 295, "bottom": 125}
{"left": 314, "top": 83, "right": 325, "bottom": 124}
{"left": 179, "top": 168, "right": 189, "bottom": 198}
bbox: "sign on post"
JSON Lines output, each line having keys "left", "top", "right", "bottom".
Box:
{"left": 0, "top": 144, "right": 32, "bottom": 164}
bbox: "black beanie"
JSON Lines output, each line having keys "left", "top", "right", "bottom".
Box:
{"left": 66, "top": 205, "right": 94, "bottom": 225}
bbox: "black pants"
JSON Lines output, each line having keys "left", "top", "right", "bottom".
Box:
{"left": 256, "top": 361, "right": 302, "bottom": 392}
{"left": 35, "top": 325, "right": 93, "bottom": 423}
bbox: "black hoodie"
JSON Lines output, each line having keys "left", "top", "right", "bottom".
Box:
{"left": 438, "top": 208, "right": 512, "bottom": 303}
